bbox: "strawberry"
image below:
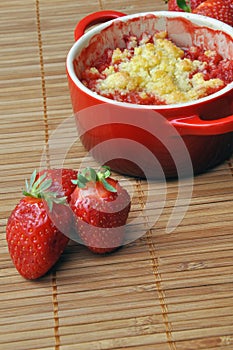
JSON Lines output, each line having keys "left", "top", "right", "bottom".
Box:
{"left": 166, "top": 0, "right": 206, "bottom": 12}
{"left": 6, "top": 169, "right": 77, "bottom": 279}
{"left": 69, "top": 166, "right": 131, "bottom": 254}
{"left": 193, "top": 0, "right": 233, "bottom": 26}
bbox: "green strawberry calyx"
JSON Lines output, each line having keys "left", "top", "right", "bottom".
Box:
{"left": 177, "top": 0, "right": 191, "bottom": 12}
{"left": 22, "top": 169, "right": 67, "bottom": 211}
{"left": 72, "top": 166, "right": 117, "bottom": 193}
{"left": 165, "top": 0, "right": 191, "bottom": 12}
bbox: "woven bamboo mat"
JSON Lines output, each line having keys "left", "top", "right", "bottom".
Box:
{"left": 1, "top": 0, "right": 233, "bottom": 349}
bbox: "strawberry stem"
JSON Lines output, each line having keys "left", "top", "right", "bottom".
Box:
{"left": 22, "top": 170, "right": 67, "bottom": 211}
{"left": 97, "top": 166, "right": 117, "bottom": 192}
{"left": 72, "top": 166, "right": 117, "bottom": 193}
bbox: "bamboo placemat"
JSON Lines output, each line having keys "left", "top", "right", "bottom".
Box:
{"left": 1, "top": 1, "right": 233, "bottom": 349}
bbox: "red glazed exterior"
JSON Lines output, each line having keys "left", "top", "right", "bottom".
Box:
{"left": 66, "top": 11, "right": 233, "bottom": 178}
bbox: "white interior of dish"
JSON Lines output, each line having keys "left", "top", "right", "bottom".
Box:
{"left": 67, "top": 11, "right": 233, "bottom": 109}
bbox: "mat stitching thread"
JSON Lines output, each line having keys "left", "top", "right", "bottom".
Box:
{"left": 52, "top": 272, "right": 61, "bottom": 350}
{"left": 98, "top": 0, "right": 103, "bottom": 10}
{"left": 36, "top": 2, "right": 60, "bottom": 349}
{"left": 136, "top": 180, "right": 177, "bottom": 350}
{"left": 228, "top": 159, "right": 233, "bottom": 177}
{"left": 35, "top": 0, "right": 50, "bottom": 169}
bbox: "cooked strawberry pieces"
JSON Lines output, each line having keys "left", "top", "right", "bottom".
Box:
{"left": 184, "top": 46, "right": 232, "bottom": 85}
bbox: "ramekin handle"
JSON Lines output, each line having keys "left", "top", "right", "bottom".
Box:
{"left": 171, "top": 114, "right": 233, "bottom": 136}
{"left": 74, "top": 10, "right": 126, "bottom": 41}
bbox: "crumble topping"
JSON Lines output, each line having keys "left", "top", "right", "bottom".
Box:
{"left": 81, "top": 31, "right": 227, "bottom": 105}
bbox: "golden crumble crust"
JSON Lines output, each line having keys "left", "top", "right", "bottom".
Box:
{"left": 95, "top": 32, "right": 224, "bottom": 104}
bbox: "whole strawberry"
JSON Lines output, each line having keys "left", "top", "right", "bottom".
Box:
{"left": 70, "top": 166, "right": 131, "bottom": 254}
{"left": 6, "top": 169, "right": 76, "bottom": 279}
{"left": 194, "top": 0, "right": 233, "bottom": 27}
{"left": 166, "top": 0, "right": 206, "bottom": 12}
